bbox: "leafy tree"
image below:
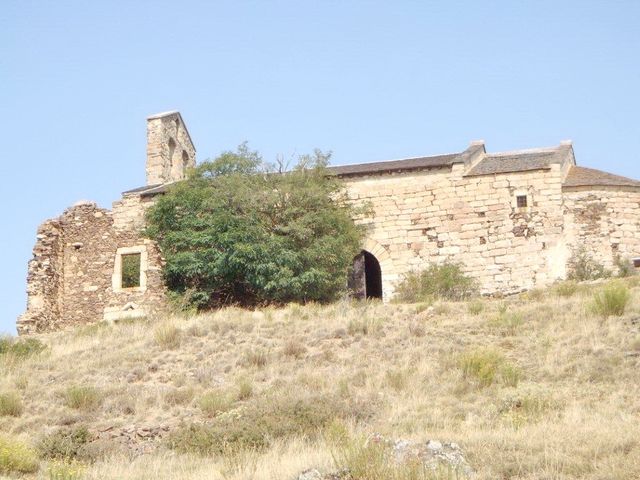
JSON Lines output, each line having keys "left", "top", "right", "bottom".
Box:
{"left": 145, "top": 144, "right": 365, "bottom": 309}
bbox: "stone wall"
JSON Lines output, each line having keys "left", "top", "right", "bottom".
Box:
{"left": 146, "top": 112, "right": 196, "bottom": 185}
{"left": 563, "top": 186, "right": 640, "bottom": 272}
{"left": 342, "top": 163, "right": 567, "bottom": 297}
{"left": 17, "top": 200, "right": 166, "bottom": 334}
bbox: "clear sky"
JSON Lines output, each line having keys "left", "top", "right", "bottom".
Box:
{"left": 1, "top": 0, "right": 639, "bottom": 334}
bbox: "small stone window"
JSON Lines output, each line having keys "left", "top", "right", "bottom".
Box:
{"left": 633, "top": 258, "right": 640, "bottom": 268}
{"left": 113, "top": 245, "right": 148, "bottom": 293}
{"left": 121, "top": 253, "right": 141, "bottom": 288}
{"left": 516, "top": 195, "right": 528, "bottom": 208}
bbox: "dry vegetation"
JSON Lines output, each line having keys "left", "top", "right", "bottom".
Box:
{"left": 1, "top": 279, "right": 640, "bottom": 479}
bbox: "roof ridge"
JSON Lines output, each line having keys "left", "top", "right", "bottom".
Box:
{"left": 486, "top": 146, "right": 559, "bottom": 157}
{"left": 330, "top": 150, "right": 461, "bottom": 169}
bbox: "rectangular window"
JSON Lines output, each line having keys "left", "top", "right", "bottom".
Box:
{"left": 121, "top": 253, "right": 141, "bottom": 288}
{"left": 516, "top": 195, "right": 528, "bottom": 208}
{"left": 633, "top": 258, "right": 640, "bottom": 268}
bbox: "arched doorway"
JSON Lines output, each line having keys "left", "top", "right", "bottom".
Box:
{"left": 349, "top": 250, "right": 383, "bottom": 300}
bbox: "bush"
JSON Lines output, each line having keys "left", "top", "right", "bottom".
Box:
{"left": 198, "top": 390, "right": 233, "bottom": 417}
{"left": 0, "top": 392, "right": 23, "bottom": 417}
{"left": 458, "top": 348, "right": 520, "bottom": 387}
{"left": 487, "top": 311, "right": 524, "bottom": 335}
{"left": 0, "top": 336, "right": 46, "bottom": 359}
{"left": 554, "top": 281, "right": 579, "bottom": 297}
{"left": 591, "top": 282, "right": 631, "bottom": 318}
{"left": 282, "top": 339, "right": 307, "bottom": 358}
{"left": 38, "top": 426, "right": 89, "bottom": 460}
{"left": 0, "top": 435, "right": 39, "bottom": 474}
{"left": 467, "top": 300, "right": 484, "bottom": 315}
{"left": 153, "top": 323, "right": 182, "bottom": 349}
{"left": 168, "top": 392, "right": 368, "bottom": 455}
{"left": 63, "top": 386, "right": 101, "bottom": 411}
{"left": 242, "top": 349, "right": 268, "bottom": 368}
{"left": 567, "top": 247, "right": 609, "bottom": 281}
{"left": 395, "top": 262, "right": 478, "bottom": 302}
{"left": 145, "top": 144, "right": 365, "bottom": 308}
{"left": 235, "top": 378, "right": 253, "bottom": 401}
{"left": 347, "top": 316, "right": 382, "bottom": 336}
{"left": 615, "top": 255, "right": 636, "bottom": 278}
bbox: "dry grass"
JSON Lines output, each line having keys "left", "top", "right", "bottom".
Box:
{"left": 0, "top": 280, "right": 639, "bottom": 479}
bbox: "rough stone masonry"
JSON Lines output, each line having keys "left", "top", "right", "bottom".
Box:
{"left": 17, "top": 111, "right": 640, "bottom": 333}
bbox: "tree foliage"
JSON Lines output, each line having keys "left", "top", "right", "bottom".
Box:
{"left": 145, "top": 144, "right": 365, "bottom": 309}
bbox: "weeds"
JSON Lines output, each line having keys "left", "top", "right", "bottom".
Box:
{"left": 458, "top": 348, "right": 520, "bottom": 387}
{"left": 153, "top": 323, "right": 182, "bottom": 349}
{"left": 63, "top": 386, "right": 102, "bottom": 411}
{"left": 348, "top": 316, "right": 383, "bottom": 336}
{"left": 467, "top": 300, "right": 484, "bottom": 315}
{"left": 395, "top": 261, "right": 477, "bottom": 302}
{"left": 591, "top": 282, "right": 631, "bottom": 318}
{"left": 198, "top": 390, "right": 233, "bottom": 417}
{"left": 47, "top": 459, "right": 86, "bottom": 480}
{"left": 38, "top": 426, "right": 89, "bottom": 461}
{"left": 0, "top": 435, "right": 39, "bottom": 474}
{"left": 0, "top": 392, "right": 23, "bottom": 417}
{"left": 0, "top": 336, "right": 46, "bottom": 360}
{"left": 243, "top": 349, "right": 268, "bottom": 368}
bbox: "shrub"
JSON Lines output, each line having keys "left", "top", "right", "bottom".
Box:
{"left": 153, "top": 323, "right": 182, "bottom": 349}
{"left": 0, "top": 336, "right": 46, "bottom": 359}
{"left": 164, "top": 387, "right": 194, "bottom": 406}
{"left": 487, "top": 311, "right": 524, "bottom": 335}
{"left": 567, "top": 247, "right": 609, "bottom": 281}
{"left": 591, "top": 282, "right": 631, "bottom": 318}
{"left": 168, "top": 393, "right": 368, "bottom": 455}
{"left": 236, "top": 378, "right": 253, "bottom": 401}
{"left": 242, "top": 349, "right": 268, "bottom": 368}
{"left": 0, "top": 392, "right": 23, "bottom": 417}
{"left": 467, "top": 300, "right": 484, "bottom": 315}
{"left": 347, "top": 316, "right": 382, "bottom": 336}
{"left": 458, "top": 348, "right": 520, "bottom": 387}
{"left": 394, "top": 262, "right": 478, "bottom": 302}
{"left": 615, "top": 255, "right": 636, "bottom": 278}
{"left": 554, "top": 281, "right": 579, "bottom": 297}
{"left": 198, "top": 390, "right": 233, "bottom": 417}
{"left": 63, "top": 386, "right": 101, "bottom": 411}
{"left": 0, "top": 435, "right": 39, "bottom": 474}
{"left": 145, "top": 145, "right": 365, "bottom": 308}
{"left": 38, "top": 426, "right": 89, "bottom": 460}
{"left": 282, "top": 339, "right": 307, "bottom": 358}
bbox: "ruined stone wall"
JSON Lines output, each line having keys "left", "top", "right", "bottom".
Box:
{"left": 563, "top": 186, "right": 640, "bottom": 272}
{"left": 17, "top": 220, "right": 64, "bottom": 334}
{"left": 342, "top": 164, "right": 567, "bottom": 297}
{"left": 18, "top": 198, "right": 166, "bottom": 334}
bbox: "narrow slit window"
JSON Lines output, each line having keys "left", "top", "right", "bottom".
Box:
{"left": 516, "top": 195, "right": 528, "bottom": 208}
{"left": 121, "top": 253, "right": 141, "bottom": 288}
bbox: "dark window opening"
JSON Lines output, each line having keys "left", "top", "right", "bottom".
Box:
{"left": 516, "top": 195, "right": 528, "bottom": 208}
{"left": 349, "top": 250, "right": 383, "bottom": 300}
{"left": 121, "top": 253, "right": 141, "bottom": 288}
{"left": 633, "top": 258, "right": 640, "bottom": 268}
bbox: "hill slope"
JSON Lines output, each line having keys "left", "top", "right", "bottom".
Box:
{"left": 1, "top": 280, "right": 640, "bottom": 479}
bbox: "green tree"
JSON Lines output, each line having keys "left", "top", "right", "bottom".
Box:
{"left": 145, "top": 144, "right": 365, "bottom": 309}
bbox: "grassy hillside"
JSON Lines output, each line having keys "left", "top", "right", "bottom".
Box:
{"left": 1, "top": 279, "right": 640, "bottom": 479}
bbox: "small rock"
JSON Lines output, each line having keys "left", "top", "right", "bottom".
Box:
{"left": 297, "top": 469, "right": 322, "bottom": 480}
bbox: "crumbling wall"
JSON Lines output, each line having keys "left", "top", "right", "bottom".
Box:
{"left": 18, "top": 198, "right": 167, "bottom": 334}
{"left": 563, "top": 186, "right": 640, "bottom": 272}
{"left": 16, "top": 220, "right": 64, "bottom": 334}
{"left": 342, "top": 164, "right": 567, "bottom": 297}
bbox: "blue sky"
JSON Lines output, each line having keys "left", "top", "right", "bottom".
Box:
{"left": 1, "top": 1, "right": 639, "bottom": 334}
